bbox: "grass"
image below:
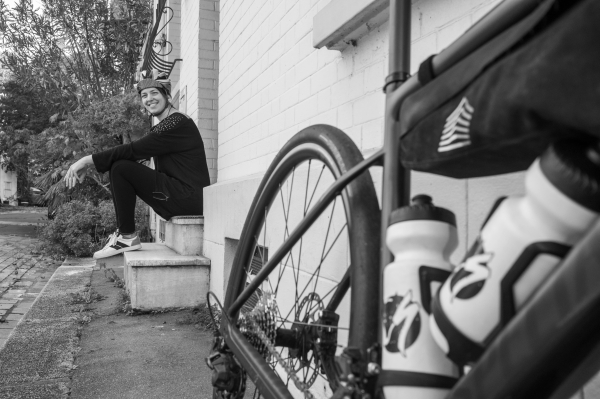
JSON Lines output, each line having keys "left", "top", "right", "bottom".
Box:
{"left": 70, "top": 289, "right": 105, "bottom": 305}
{"left": 175, "top": 304, "right": 222, "bottom": 335}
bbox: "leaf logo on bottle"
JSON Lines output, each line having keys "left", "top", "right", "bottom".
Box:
{"left": 450, "top": 247, "right": 493, "bottom": 301}
{"left": 383, "top": 290, "right": 421, "bottom": 356}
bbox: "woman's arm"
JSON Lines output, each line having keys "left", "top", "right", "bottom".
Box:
{"left": 64, "top": 155, "right": 94, "bottom": 189}
{"left": 92, "top": 114, "right": 193, "bottom": 174}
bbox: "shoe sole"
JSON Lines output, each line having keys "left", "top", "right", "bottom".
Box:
{"left": 93, "top": 243, "right": 142, "bottom": 259}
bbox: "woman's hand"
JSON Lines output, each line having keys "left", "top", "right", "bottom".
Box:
{"left": 64, "top": 155, "right": 93, "bottom": 189}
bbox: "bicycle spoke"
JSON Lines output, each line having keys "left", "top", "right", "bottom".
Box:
{"left": 290, "top": 220, "right": 348, "bottom": 319}
{"left": 305, "top": 164, "right": 326, "bottom": 215}
{"left": 278, "top": 180, "right": 301, "bottom": 317}
{"left": 312, "top": 197, "right": 338, "bottom": 296}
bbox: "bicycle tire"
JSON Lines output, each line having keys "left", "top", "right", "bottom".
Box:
{"left": 220, "top": 125, "right": 381, "bottom": 399}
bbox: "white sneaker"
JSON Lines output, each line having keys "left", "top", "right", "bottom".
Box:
{"left": 93, "top": 231, "right": 142, "bottom": 259}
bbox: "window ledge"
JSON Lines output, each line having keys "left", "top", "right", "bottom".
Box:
{"left": 313, "top": 0, "right": 389, "bottom": 51}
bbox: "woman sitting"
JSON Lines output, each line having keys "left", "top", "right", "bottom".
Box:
{"left": 64, "top": 71, "right": 210, "bottom": 259}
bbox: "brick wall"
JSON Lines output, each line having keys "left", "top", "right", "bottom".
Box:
{"left": 218, "top": 0, "right": 505, "bottom": 181}
{"left": 198, "top": 0, "right": 219, "bottom": 184}
{"left": 205, "top": 0, "right": 525, "bottom": 298}
{"left": 178, "top": 0, "right": 219, "bottom": 184}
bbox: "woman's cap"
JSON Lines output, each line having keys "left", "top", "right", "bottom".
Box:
{"left": 136, "top": 69, "right": 171, "bottom": 96}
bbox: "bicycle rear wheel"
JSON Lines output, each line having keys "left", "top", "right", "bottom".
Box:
{"left": 221, "top": 125, "right": 380, "bottom": 399}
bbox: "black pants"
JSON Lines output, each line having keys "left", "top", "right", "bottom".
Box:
{"left": 109, "top": 160, "right": 203, "bottom": 234}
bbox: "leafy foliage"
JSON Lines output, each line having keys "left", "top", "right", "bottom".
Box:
{"left": 37, "top": 198, "right": 152, "bottom": 259}
{"left": 0, "top": 0, "right": 152, "bottom": 109}
{"left": 0, "top": 0, "right": 152, "bottom": 208}
{"left": 0, "top": 80, "right": 54, "bottom": 133}
{"left": 29, "top": 91, "right": 150, "bottom": 211}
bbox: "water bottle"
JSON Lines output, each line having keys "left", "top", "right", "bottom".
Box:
{"left": 430, "top": 139, "right": 600, "bottom": 366}
{"left": 382, "top": 195, "right": 459, "bottom": 399}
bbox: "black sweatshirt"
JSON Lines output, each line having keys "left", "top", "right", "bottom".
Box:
{"left": 92, "top": 112, "right": 211, "bottom": 200}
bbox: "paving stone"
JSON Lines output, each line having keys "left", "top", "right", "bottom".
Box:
{"left": 0, "top": 320, "right": 19, "bottom": 329}
{"left": 11, "top": 304, "right": 33, "bottom": 314}
{"left": 13, "top": 281, "right": 33, "bottom": 288}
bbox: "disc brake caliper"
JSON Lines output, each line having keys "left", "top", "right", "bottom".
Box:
{"left": 207, "top": 341, "right": 246, "bottom": 399}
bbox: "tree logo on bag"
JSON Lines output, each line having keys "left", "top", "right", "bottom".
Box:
{"left": 383, "top": 290, "right": 421, "bottom": 356}
{"left": 450, "top": 249, "right": 493, "bottom": 301}
{"left": 438, "top": 97, "right": 473, "bottom": 153}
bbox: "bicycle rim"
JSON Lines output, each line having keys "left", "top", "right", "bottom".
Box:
{"left": 224, "top": 126, "right": 380, "bottom": 399}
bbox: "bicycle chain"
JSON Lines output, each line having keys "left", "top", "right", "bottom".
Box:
{"left": 247, "top": 316, "right": 316, "bottom": 399}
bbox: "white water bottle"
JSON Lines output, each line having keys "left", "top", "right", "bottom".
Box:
{"left": 382, "top": 195, "right": 459, "bottom": 399}
{"left": 430, "top": 139, "right": 600, "bottom": 366}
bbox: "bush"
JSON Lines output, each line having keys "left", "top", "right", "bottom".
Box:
{"left": 38, "top": 199, "right": 151, "bottom": 259}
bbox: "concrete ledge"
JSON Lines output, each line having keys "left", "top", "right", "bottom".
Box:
{"left": 170, "top": 215, "right": 204, "bottom": 225}
{"left": 123, "top": 243, "right": 210, "bottom": 310}
{"left": 313, "top": 0, "right": 389, "bottom": 50}
{"left": 124, "top": 244, "right": 210, "bottom": 267}
{"left": 158, "top": 215, "right": 205, "bottom": 256}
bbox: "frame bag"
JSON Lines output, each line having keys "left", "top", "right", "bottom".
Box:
{"left": 399, "top": 0, "right": 600, "bottom": 178}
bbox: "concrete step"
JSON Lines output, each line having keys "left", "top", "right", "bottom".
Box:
{"left": 123, "top": 243, "right": 210, "bottom": 311}
{"left": 156, "top": 215, "right": 204, "bottom": 256}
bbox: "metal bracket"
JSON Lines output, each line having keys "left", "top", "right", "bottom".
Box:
{"left": 383, "top": 71, "right": 411, "bottom": 93}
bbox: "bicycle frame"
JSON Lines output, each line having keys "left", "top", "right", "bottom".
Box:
{"left": 219, "top": 0, "right": 600, "bottom": 397}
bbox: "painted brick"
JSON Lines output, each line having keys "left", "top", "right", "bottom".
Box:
{"left": 199, "top": 88, "right": 218, "bottom": 99}
{"left": 364, "top": 61, "right": 384, "bottom": 93}
{"left": 199, "top": 78, "right": 217, "bottom": 89}
{"left": 361, "top": 118, "right": 384, "bottom": 150}
{"left": 337, "top": 102, "right": 353, "bottom": 130}
{"left": 295, "top": 51, "right": 318, "bottom": 83}
{"left": 200, "top": 18, "right": 216, "bottom": 30}
{"left": 437, "top": 15, "right": 472, "bottom": 51}
{"left": 199, "top": 49, "right": 219, "bottom": 60}
{"left": 331, "top": 77, "right": 351, "bottom": 107}
{"left": 298, "top": 78, "right": 311, "bottom": 102}
{"left": 317, "top": 88, "right": 331, "bottom": 113}
{"left": 353, "top": 91, "right": 385, "bottom": 125}
{"left": 200, "top": 1, "right": 215, "bottom": 11}
{"left": 310, "top": 61, "right": 337, "bottom": 95}
{"left": 295, "top": 96, "right": 319, "bottom": 123}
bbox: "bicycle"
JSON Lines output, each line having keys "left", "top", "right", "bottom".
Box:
{"left": 207, "top": 0, "right": 600, "bottom": 398}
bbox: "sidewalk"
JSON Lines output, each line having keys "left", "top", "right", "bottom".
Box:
{"left": 0, "top": 255, "right": 215, "bottom": 399}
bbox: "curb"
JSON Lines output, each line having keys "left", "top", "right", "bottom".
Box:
{"left": 0, "top": 221, "right": 47, "bottom": 226}
{"left": 0, "top": 257, "right": 95, "bottom": 398}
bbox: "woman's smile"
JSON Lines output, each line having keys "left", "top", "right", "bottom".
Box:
{"left": 141, "top": 88, "right": 168, "bottom": 114}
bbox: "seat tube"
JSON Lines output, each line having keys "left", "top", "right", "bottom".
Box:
{"left": 381, "top": 0, "right": 412, "bottom": 276}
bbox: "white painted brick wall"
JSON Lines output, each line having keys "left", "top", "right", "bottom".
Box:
{"left": 216, "top": 0, "right": 515, "bottom": 250}
{"left": 178, "top": 0, "right": 219, "bottom": 184}
{"left": 219, "top": 0, "right": 503, "bottom": 180}
{"left": 206, "top": 0, "right": 523, "bottom": 299}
